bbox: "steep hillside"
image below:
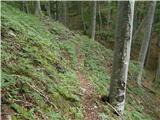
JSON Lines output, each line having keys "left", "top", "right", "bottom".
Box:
{"left": 1, "top": 3, "right": 159, "bottom": 120}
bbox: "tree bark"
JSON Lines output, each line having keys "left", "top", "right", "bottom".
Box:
{"left": 81, "top": 2, "right": 87, "bottom": 33}
{"left": 22, "top": 0, "right": 29, "bottom": 14}
{"left": 107, "top": 1, "right": 111, "bottom": 26}
{"left": 46, "top": 1, "right": 51, "bottom": 18}
{"left": 137, "top": 1, "right": 156, "bottom": 86}
{"left": 98, "top": 2, "right": 102, "bottom": 31}
{"left": 132, "top": 17, "right": 146, "bottom": 42}
{"left": 56, "top": 1, "right": 59, "bottom": 21}
{"left": 108, "top": 1, "right": 134, "bottom": 114}
{"left": 155, "top": 52, "right": 160, "bottom": 82}
{"left": 155, "top": 34, "right": 160, "bottom": 82}
{"left": 63, "top": 1, "right": 67, "bottom": 26}
{"left": 91, "top": 1, "right": 97, "bottom": 40}
{"left": 35, "top": 0, "right": 42, "bottom": 16}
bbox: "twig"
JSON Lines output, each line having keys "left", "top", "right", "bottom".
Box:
{"left": 26, "top": 82, "right": 58, "bottom": 110}
{"left": 105, "top": 102, "right": 124, "bottom": 120}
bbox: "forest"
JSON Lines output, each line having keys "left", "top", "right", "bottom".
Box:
{"left": 1, "top": 1, "right": 160, "bottom": 120}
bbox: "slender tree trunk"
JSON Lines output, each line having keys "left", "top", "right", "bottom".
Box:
{"left": 91, "top": 1, "right": 97, "bottom": 40}
{"left": 155, "top": 34, "right": 160, "bottom": 82}
{"left": 144, "top": 35, "right": 152, "bottom": 67}
{"left": 22, "top": 0, "right": 29, "bottom": 13}
{"left": 108, "top": 1, "right": 134, "bottom": 114}
{"left": 132, "top": 17, "right": 146, "bottom": 42}
{"left": 81, "top": 2, "right": 86, "bottom": 33}
{"left": 35, "top": 0, "right": 42, "bottom": 16}
{"left": 107, "top": 1, "right": 111, "bottom": 26}
{"left": 46, "top": 1, "right": 51, "bottom": 18}
{"left": 63, "top": 1, "right": 67, "bottom": 26}
{"left": 56, "top": 1, "right": 59, "bottom": 21}
{"left": 137, "top": 1, "right": 156, "bottom": 86}
{"left": 98, "top": 2, "right": 102, "bottom": 31}
{"left": 155, "top": 52, "right": 160, "bottom": 82}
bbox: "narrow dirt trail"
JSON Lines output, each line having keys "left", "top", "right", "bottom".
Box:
{"left": 76, "top": 44, "right": 101, "bottom": 120}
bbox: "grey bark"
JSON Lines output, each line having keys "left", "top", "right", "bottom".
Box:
{"left": 108, "top": 1, "right": 134, "bottom": 114}
{"left": 22, "top": 0, "right": 29, "bottom": 14}
{"left": 81, "top": 2, "right": 87, "bottom": 33}
{"left": 91, "top": 1, "right": 97, "bottom": 40}
{"left": 107, "top": 1, "right": 111, "bottom": 25}
{"left": 63, "top": 1, "right": 67, "bottom": 26}
{"left": 137, "top": 1, "right": 156, "bottom": 85}
{"left": 155, "top": 52, "right": 160, "bottom": 82}
{"left": 155, "top": 35, "right": 160, "bottom": 82}
{"left": 132, "top": 17, "right": 145, "bottom": 42}
{"left": 46, "top": 1, "right": 51, "bottom": 18}
{"left": 98, "top": 2, "right": 102, "bottom": 31}
{"left": 56, "top": 1, "right": 59, "bottom": 20}
{"left": 35, "top": 0, "right": 42, "bottom": 16}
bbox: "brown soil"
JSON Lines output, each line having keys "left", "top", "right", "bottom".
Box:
{"left": 76, "top": 44, "right": 102, "bottom": 120}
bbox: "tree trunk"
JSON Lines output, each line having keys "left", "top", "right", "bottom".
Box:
{"left": 98, "top": 2, "right": 102, "bottom": 31}
{"left": 22, "top": 0, "right": 29, "bottom": 14}
{"left": 35, "top": 0, "right": 42, "bottom": 16}
{"left": 81, "top": 2, "right": 87, "bottom": 34}
{"left": 137, "top": 1, "right": 156, "bottom": 86}
{"left": 91, "top": 1, "right": 97, "bottom": 40}
{"left": 108, "top": 1, "right": 134, "bottom": 114}
{"left": 155, "top": 52, "right": 160, "bottom": 82}
{"left": 132, "top": 17, "right": 146, "bottom": 42}
{"left": 46, "top": 1, "right": 51, "bottom": 18}
{"left": 63, "top": 1, "right": 67, "bottom": 26}
{"left": 56, "top": 1, "right": 59, "bottom": 21}
{"left": 107, "top": 1, "right": 111, "bottom": 26}
{"left": 155, "top": 34, "right": 160, "bottom": 82}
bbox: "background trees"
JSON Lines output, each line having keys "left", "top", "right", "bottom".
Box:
{"left": 137, "top": 1, "right": 156, "bottom": 85}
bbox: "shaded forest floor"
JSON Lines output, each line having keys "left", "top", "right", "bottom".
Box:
{"left": 1, "top": 3, "right": 160, "bottom": 120}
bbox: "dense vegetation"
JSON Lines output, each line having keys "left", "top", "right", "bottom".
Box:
{"left": 1, "top": 1, "right": 160, "bottom": 120}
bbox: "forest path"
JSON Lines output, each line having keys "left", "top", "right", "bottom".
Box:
{"left": 76, "top": 44, "right": 101, "bottom": 120}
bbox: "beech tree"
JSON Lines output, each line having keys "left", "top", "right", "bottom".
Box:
{"left": 45, "top": 1, "right": 51, "bottom": 18}
{"left": 91, "top": 1, "right": 97, "bottom": 40}
{"left": 35, "top": 0, "right": 42, "bottom": 16}
{"left": 155, "top": 35, "right": 160, "bottom": 82}
{"left": 137, "top": 1, "right": 156, "bottom": 85}
{"left": 108, "top": 1, "right": 134, "bottom": 114}
{"left": 22, "top": 0, "right": 29, "bottom": 14}
{"left": 63, "top": 1, "right": 67, "bottom": 26}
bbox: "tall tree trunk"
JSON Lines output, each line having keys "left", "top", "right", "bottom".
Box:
{"left": 155, "top": 52, "right": 160, "bottom": 82}
{"left": 132, "top": 17, "right": 146, "bottom": 42}
{"left": 81, "top": 2, "right": 87, "bottom": 34}
{"left": 22, "top": 0, "right": 29, "bottom": 13}
{"left": 35, "top": 0, "right": 42, "bottom": 16}
{"left": 98, "top": 2, "right": 102, "bottom": 31}
{"left": 63, "top": 1, "right": 67, "bottom": 26}
{"left": 137, "top": 1, "right": 156, "bottom": 86}
{"left": 91, "top": 1, "right": 97, "bottom": 40}
{"left": 107, "top": 1, "right": 111, "bottom": 26}
{"left": 108, "top": 1, "right": 134, "bottom": 114}
{"left": 56, "top": 1, "right": 59, "bottom": 21}
{"left": 46, "top": 1, "right": 51, "bottom": 18}
{"left": 155, "top": 34, "right": 160, "bottom": 82}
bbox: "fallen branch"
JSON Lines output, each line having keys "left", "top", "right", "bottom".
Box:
{"left": 142, "top": 84, "right": 156, "bottom": 95}
{"left": 105, "top": 102, "right": 124, "bottom": 120}
{"left": 26, "top": 82, "right": 58, "bottom": 110}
